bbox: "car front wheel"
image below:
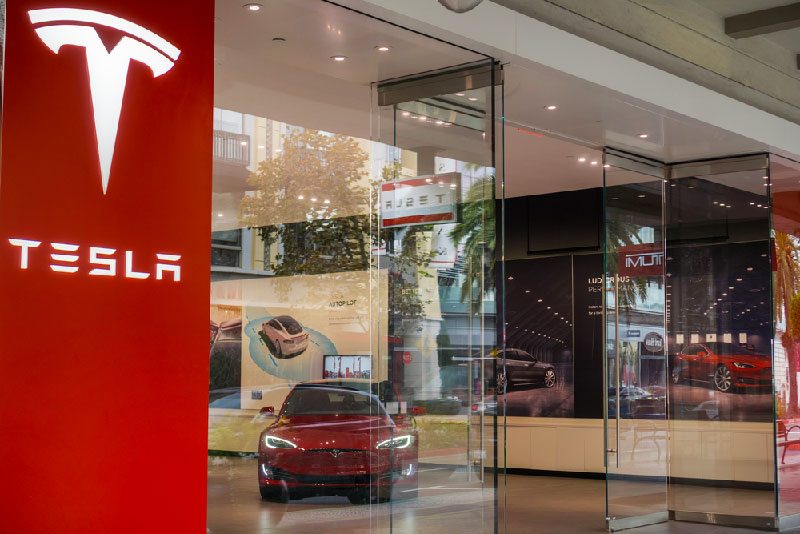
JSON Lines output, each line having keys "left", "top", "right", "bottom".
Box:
{"left": 496, "top": 372, "right": 507, "bottom": 393}
{"left": 274, "top": 341, "right": 283, "bottom": 358}
{"left": 671, "top": 367, "right": 681, "bottom": 385}
{"left": 544, "top": 368, "right": 556, "bottom": 388}
{"left": 260, "top": 484, "right": 286, "bottom": 502}
{"left": 714, "top": 365, "right": 733, "bottom": 393}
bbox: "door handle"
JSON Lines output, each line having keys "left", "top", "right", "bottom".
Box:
{"left": 606, "top": 449, "right": 617, "bottom": 453}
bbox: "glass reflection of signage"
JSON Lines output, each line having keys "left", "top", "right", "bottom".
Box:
{"left": 644, "top": 332, "right": 664, "bottom": 354}
{"left": 323, "top": 355, "right": 371, "bottom": 379}
{"left": 380, "top": 173, "right": 460, "bottom": 228}
{"left": 618, "top": 243, "right": 664, "bottom": 277}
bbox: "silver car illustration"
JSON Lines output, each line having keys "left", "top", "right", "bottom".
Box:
{"left": 259, "top": 315, "right": 309, "bottom": 358}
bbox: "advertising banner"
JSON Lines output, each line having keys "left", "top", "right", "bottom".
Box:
{"left": 238, "top": 270, "right": 388, "bottom": 410}
{"left": 380, "top": 173, "right": 460, "bottom": 228}
{"left": 618, "top": 242, "right": 664, "bottom": 277}
{"left": 0, "top": 2, "right": 213, "bottom": 531}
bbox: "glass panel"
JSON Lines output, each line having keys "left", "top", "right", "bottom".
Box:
{"left": 604, "top": 153, "right": 668, "bottom": 529}
{"left": 372, "top": 63, "right": 500, "bottom": 532}
{"left": 666, "top": 157, "right": 776, "bottom": 526}
{"left": 772, "top": 155, "right": 800, "bottom": 520}
{"left": 207, "top": 1, "right": 498, "bottom": 533}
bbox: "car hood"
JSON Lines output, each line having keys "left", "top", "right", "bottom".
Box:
{"left": 716, "top": 353, "right": 770, "bottom": 366}
{"left": 263, "top": 415, "right": 399, "bottom": 449}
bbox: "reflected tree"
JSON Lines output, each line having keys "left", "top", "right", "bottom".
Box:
{"left": 775, "top": 231, "right": 800, "bottom": 416}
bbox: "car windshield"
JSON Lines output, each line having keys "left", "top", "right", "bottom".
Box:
{"left": 282, "top": 386, "right": 387, "bottom": 416}
{"left": 276, "top": 316, "right": 304, "bottom": 335}
{"left": 703, "top": 342, "right": 752, "bottom": 354}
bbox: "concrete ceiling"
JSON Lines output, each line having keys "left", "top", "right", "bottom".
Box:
{"left": 214, "top": 0, "right": 779, "bottom": 204}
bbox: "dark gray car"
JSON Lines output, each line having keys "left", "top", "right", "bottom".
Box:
{"left": 496, "top": 349, "right": 557, "bottom": 392}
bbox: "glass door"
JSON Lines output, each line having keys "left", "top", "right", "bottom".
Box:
{"left": 371, "top": 62, "right": 502, "bottom": 533}
{"left": 603, "top": 150, "right": 669, "bottom": 530}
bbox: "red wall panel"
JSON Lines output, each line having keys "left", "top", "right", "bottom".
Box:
{"left": 0, "top": 1, "right": 213, "bottom": 531}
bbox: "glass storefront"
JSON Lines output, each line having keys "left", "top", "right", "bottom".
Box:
{"left": 207, "top": 2, "right": 499, "bottom": 532}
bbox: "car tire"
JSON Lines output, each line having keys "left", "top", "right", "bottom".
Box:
{"left": 348, "top": 491, "right": 367, "bottom": 505}
{"left": 259, "top": 484, "right": 286, "bottom": 502}
{"left": 714, "top": 365, "right": 733, "bottom": 393}
{"left": 671, "top": 368, "right": 681, "bottom": 385}
{"left": 497, "top": 372, "right": 507, "bottom": 393}
{"left": 544, "top": 368, "right": 556, "bottom": 388}
{"left": 274, "top": 341, "right": 283, "bottom": 359}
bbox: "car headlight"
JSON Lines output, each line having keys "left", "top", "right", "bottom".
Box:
{"left": 376, "top": 435, "right": 413, "bottom": 449}
{"left": 732, "top": 362, "right": 756, "bottom": 369}
{"left": 264, "top": 435, "right": 297, "bottom": 449}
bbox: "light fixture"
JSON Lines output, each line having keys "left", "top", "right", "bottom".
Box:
{"left": 455, "top": 93, "right": 465, "bottom": 97}
{"left": 240, "top": 141, "right": 247, "bottom": 146}
{"left": 436, "top": 120, "right": 445, "bottom": 125}
{"left": 275, "top": 148, "right": 282, "bottom": 153}
{"left": 375, "top": 45, "right": 391, "bottom": 52}
{"left": 638, "top": 133, "right": 649, "bottom": 139}
{"left": 578, "top": 157, "right": 586, "bottom": 163}
{"left": 297, "top": 195, "right": 304, "bottom": 200}
{"left": 257, "top": 145, "right": 265, "bottom": 149}
{"left": 468, "top": 97, "right": 478, "bottom": 102}
{"left": 324, "top": 199, "right": 330, "bottom": 204}
{"left": 537, "top": 299, "right": 543, "bottom": 303}
{"left": 638, "top": 194, "right": 645, "bottom": 198}
{"left": 604, "top": 164, "right": 610, "bottom": 168}
{"left": 417, "top": 116, "right": 426, "bottom": 121}
{"left": 311, "top": 197, "right": 318, "bottom": 202}
{"left": 331, "top": 55, "right": 347, "bottom": 62}
{"left": 508, "top": 276, "right": 514, "bottom": 280}
{"left": 217, "top": 212, "right": 224, "bottom": 218}
{"left": 590, "top": 161, "right": 598, "bottom": 165}
{"left": 544, "top": 105, "right": 557, "bottom": 111}
{"left": 244, "top": 3, "right": 263, "bottom": 11}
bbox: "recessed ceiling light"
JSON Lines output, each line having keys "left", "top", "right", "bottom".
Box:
{"left": 417, "top": 116, "right": 427, "bottom": 120}
{"left": 297, "top": 195, "right": 304, "bottom": 200}
{"left": 455, "top": 93, "right": 465, "bottom": 97}
{"left": 544, "top": 105, "right": 557, "bottom": 111}
{"left": 257, "top": 145, "right": 265, "bottom": 149}
{"left": 324, "top": 199, "right": 330, "bottom": 204}
{"left": 375, "top": 45, "right": 391, "bottom": 52}
{"left": 331, "top": 55, "right": 347, "bottom": 62}
{"left": 217, "top": 212, "right": 224, "bottom": 217}
{"left": 436, "top": 120, "right": 445, "bottom": 125}
{"left": 603, "top": 164, "right": 610, "bottom": 168}
{"left": 578, "top": 157, "right": 586, "bottom": 163}
{"left": 590, "top": 161, "right": 598, "bottom": 165}
{"left": 401, "top": 111, "right": 410, "bottom": 116}
{"left": 240, "top": 141, "right": 247, "bottom": 146}
{"left": 468, "top": 97, "right": 478, "bottom": 102}
{"left": 637, "top": 194, "right": 646, "bottom": 198}
{"left": 311, "top": 197, "right": 318, "bottom": 202}
{"left": 638, "top": 133, "right": 648, "bottom": 139}
{"left": 244, "top": 3, "right": 262, "bottom": 11}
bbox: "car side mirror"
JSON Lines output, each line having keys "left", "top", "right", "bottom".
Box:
{"left": 260, "top": 406, "right": 275, "bottom": 416}
{"left": 697, "top": 351, "right": 707, "bottom": 357}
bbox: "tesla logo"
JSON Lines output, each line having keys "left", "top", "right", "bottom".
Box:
{"left": 8, "top": 238, "right": 181, "bottom": 281}
{"left": 625, "top": 252, "right": 663, "bottom": 269}
{"left": 329, "top": 449, "right": 343, "bottom": 458}
{"left": 29, "top": 8, "right": 181, "bottom": 194}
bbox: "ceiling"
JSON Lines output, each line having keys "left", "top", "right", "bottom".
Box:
{"left": 214, "top": 0, "right": 779, "bottom": 204}
{"left": 701, "top": 0, "right": 800, "bottom": 56}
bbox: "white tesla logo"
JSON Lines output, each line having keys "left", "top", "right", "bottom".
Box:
{"left": 29, "top": 8, "right": 181, "bottom": 194}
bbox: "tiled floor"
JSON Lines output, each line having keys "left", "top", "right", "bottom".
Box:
{"left": 207, "top": 457, "right": 797, "bottom": 533}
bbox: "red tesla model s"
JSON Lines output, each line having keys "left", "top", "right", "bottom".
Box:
{"left": 671, "top": 342, "right": 771, "bottom": 393}
{"left": 257, "top": 383, "right": 418, "bottom": 503}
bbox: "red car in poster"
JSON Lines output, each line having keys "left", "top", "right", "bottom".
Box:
{"left": 257, "top": 383, "right": 418, "bottom": 504}
{"left": 671, "top": 342, "right": 771, "bottom": 393}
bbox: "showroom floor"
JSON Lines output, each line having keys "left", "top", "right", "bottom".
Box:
{"left": 207, "top": 457, "right": 796, "bottom": 533}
